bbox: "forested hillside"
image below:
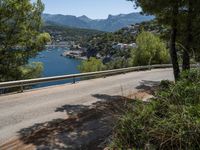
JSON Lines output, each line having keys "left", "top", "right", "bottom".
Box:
{"left": 42, "top": 25, "right": 104, "bottom": 43}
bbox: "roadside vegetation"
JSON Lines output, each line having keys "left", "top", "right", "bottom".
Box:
{"left": 78, "top": 57, "right": 105, "bottom": 73}
{"left": 110, "top": 69, "right": 200, "bottom": 149}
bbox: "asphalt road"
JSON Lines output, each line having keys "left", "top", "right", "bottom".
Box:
{"left": 0, "top": 68, "right": 174, "bottom": 145}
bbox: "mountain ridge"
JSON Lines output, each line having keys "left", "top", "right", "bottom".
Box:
{"left": 42, "top": 12, "right": 154, "bottom": 32}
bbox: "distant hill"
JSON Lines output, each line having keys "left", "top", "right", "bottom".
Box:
{"left": 42, "top": 25, "right": 104, "bottom": 43}
{"left": 42, "top": 13, "right": 154, "bottom": 32}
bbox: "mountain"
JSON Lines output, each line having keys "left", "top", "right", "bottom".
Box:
{"left": 42, "top": 13, "right": 154, "bottom": 32}
{"left": 78, "top": 15, "right": 92, "bottom": 23}
{"left": 42, "top": 14, "right": 90, "bottom": 29}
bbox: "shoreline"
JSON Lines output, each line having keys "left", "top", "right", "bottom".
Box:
{"left": 61, "top": 50, "right": 87, "bottom": 60}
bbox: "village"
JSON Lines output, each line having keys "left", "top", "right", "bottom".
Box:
{"left": 45, "top": 24, "right": 139, "bottom": 60}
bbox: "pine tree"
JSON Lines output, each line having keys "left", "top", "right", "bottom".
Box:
{"left": 0, "top": 0, "right": 50, "bottom": 81}
{"left": 128, "top": 0, "right": 182, "bottom": 80}
{"left": 182, "top": 0, "right": 200, "bottom": 70}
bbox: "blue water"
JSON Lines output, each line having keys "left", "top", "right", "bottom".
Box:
{"left": 30, "top": 48, "right": 81, "bottom": 87}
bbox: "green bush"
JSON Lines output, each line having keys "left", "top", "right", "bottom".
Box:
{"left": 132, "top": 31, "right": 170, "bottom": 66}
{"left": 157, "top": 69, "right": 200, "bottom": 105}
{"left": 78, "top": 57, "right": 105, "bottom": 73}
{"left": 111, "top": 69, "right": 200, "bottom": 149}
{"left": 18, "top": 62, "right": 44, "bottom": 79}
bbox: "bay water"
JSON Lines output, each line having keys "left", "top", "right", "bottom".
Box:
{"left": 30, "top": 48, "right": 81, "bottom": 87}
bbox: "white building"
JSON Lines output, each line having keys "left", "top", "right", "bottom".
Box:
{"left": 112, "top": 43, "right": 137, "bottom": 50}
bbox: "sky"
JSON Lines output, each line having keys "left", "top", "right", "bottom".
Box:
{"left": 32, "top": 0, "right": 141, "bottom": 19}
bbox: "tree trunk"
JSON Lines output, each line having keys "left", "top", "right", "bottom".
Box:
{"left": 182, "top": 0, "right": 193, "bottom": 71}
{"left": 182, "top": 49, "right": 190, "bottom": 71}
{"left": 170, "top": 2, "right": 180, "bottom": 81}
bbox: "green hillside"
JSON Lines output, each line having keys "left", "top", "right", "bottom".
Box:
{"left": 42, "top": 24, "right": 104, "bottom": 42}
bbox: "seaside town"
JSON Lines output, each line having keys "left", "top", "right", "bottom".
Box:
{"left": 44, "top": 24, "right": 140, "bottom": 60}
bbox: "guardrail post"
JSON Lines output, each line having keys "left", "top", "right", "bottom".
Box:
{"left": 73, "top": 77, "right": 76, "bottom": 84}
{"left": 0, "top": 88, "right": 4, "bottom": 95}
{"left": 148, "top": 65, "right": 152, "bottom": 70}
{"left": 20, "top": 83, "right": 24, "bottom": 93}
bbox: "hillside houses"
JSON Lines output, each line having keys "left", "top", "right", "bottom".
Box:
{"left": 121, "top": 24, "right": 140, "bottom": 36}
{"left": 112, "top": 43, "right": 137, "bottom": 50}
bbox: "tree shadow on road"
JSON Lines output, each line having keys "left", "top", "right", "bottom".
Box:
{"left": 13, "top": 94, "right": 133, "bottom": 150}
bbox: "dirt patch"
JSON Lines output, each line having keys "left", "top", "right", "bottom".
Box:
{"left": 128, "top": 91, "right": 154, "bottom": 101}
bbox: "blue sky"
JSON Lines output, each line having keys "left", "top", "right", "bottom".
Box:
{"left": 32, "top": 0, "right": 140, "bottom": 19}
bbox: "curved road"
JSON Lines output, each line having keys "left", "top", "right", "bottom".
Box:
{"left": 0, "top": 68, "right": 173, "bottom": 145}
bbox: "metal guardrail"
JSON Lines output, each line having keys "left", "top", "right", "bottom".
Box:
{"left": 0, "top": 64, "right": 175, "bottom": 91}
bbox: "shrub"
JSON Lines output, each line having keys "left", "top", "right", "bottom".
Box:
{"left": 78, "top": 57, "right": 105, "bottom": 73}
{"left": 18, "top": 62, "right": 43, "bottom": 79}
{"left": 132, "top": 31, "right": 170, "bottom": 66}
{"left": 157, "top": 69, "right": 200, "bottom": 105}
{"left": 110, "top": 69, "right": 200, "bottom": 149}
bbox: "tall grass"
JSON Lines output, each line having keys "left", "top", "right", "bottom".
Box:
{"left": 110, "top": 69, "right": 200, "bottom": 149}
